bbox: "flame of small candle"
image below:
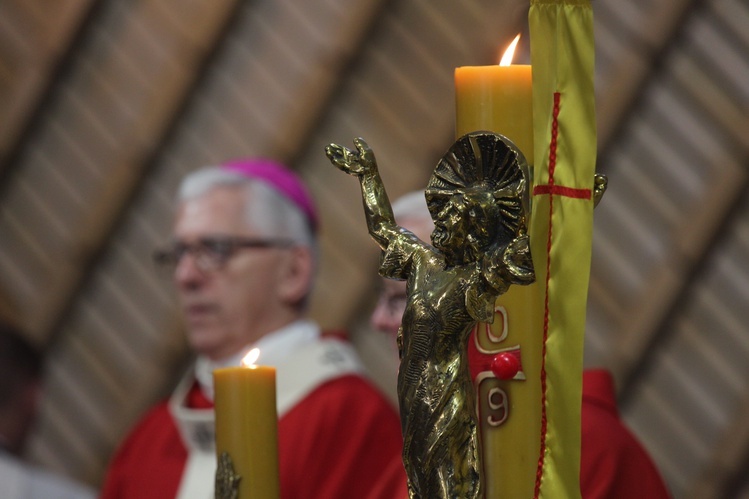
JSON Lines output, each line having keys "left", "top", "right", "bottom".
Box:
{"left": 499, "top": 34, "right": 521, "bottom": 67}
{"left": 242, "top": 347, "right": 260, "bottom": 368}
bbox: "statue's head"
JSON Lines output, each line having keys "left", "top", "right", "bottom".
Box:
{"left": 426, "top": 132, "right": 529, "bottom": 266}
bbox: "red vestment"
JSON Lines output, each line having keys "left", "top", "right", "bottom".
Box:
{"left": 100, "top": 331, "right": 403, "bottom": 499}
{"left": 371, "top": 369, "right": 671, "bottom": 499}
{"left": 580, "top": 369, "right": 671, "bottom": 498}
{"left": 101, "top": 376, "right": 403, "bottom": 499}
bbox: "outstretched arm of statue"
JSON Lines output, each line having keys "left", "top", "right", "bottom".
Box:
{"left": 325, "top": 137, "right": 397, "bottom": 249}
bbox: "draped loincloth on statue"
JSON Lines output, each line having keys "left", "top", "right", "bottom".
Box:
{"left": 380, "top": 234, "right": 483, "bottom": 499}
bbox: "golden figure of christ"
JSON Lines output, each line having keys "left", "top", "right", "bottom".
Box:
{"left": 325, "top": 132, "right": 535, "bottom": 498}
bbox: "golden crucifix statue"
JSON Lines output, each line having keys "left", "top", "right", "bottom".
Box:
{"left": 325, "top": 131, "right": 535, "bottom": 498}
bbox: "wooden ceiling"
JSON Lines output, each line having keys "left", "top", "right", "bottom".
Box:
{"left": 1, "top": 0, "right": 748, "bottom": 497}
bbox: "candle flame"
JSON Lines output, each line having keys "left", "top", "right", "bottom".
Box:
{"left": 499, "top": 34, "right": 521, "bottom": 66}
{"left": 242, "top": 348, "right": 260, "bottom": 367}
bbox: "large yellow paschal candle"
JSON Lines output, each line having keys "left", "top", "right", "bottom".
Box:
{"left": 455, "top": 64, "right": 533, "bottom": 158}
{"left": 214, "top": 353, "right": 280, "bottom": 499}
{"left": 455, "top": 39, "right": 543, "bottom": 499}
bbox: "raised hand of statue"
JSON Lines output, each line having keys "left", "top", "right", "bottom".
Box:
{"left": 324, "top": 137, "right": 376, "bottom": 177}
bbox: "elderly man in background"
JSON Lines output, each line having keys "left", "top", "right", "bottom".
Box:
{"left": 100, "top": 160, "right": 403, "bottom": 499}
{"left": 370, "top": 190, "right": 671, "bottom": 499}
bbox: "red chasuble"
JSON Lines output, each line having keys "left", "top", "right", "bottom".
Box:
{"left": 580, "top": 370, "right": 671, "bottom": 498}
{"left": 364, "top": 369, "right": 671, "bottom": 499}
{"left": 100, "top": 334, "right": 403, "bottom": 499}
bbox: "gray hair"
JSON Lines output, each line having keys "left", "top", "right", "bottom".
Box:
{"left": 178, "top": 166, "right": 318, "bottom": 265}
{"left": 177, "top": 166, "right": 315, "bottom": 247}
{"left": 391, "top": 190, "right": 435, "bottom": 245}
{"left": 392, "top": 190, "right": 433, "bottom": 226}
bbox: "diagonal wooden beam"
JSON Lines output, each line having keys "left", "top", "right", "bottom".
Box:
{"left": 27, "top": 0, "right": 245, "bottom": 345}
{"left": 595, "top": 0, "right": 699, "bottom": 154}
{"left": 688, "top": 393, "right": 749, "bottom": 498}
{"left": 614, "top": 157, "right": 748, "bottom": 402}
{"left": 0, "top": 0, "right": 97, "bottom": 178}
{"left": 611, "top": 8, "right": 749, "bottom": 398}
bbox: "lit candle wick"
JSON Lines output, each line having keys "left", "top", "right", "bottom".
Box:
{"left": 499, "top": 34, "right": 521, "bottom": 66}
{"left": 242, "top": 348, "right": 260, "bottom": 368}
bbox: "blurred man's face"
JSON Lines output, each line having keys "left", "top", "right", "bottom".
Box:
{"left": 172, "top": 186, "right": 293, "bottom": 360}
{"left": 370, "top": 278, "right": 408, "bottom": 339}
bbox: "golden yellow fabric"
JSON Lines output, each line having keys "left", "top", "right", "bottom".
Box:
{"left": 529, "top": 0, "right": 596, "bottom": 497}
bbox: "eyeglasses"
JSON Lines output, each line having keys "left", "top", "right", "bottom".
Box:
{"left": 375, "top": 289, "right": 408, "bottom": 318}
{"left": 153, "top": 236, "right": 294, "bottom": 272}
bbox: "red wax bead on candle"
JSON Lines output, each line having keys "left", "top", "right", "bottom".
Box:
{"left": 491, "top": 352, "right": 520, "bottom": 380}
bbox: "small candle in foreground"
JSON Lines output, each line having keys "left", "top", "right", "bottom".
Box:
{"left": 214, "top": 348, "right": 280, "bottom": 499}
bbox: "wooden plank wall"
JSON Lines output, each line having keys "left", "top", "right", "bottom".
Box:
{"left": 1, "top": 0, "right": 748, "bottom": 497}
{"left": 589, "top": 1, "right": 749, "bottom": 497}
